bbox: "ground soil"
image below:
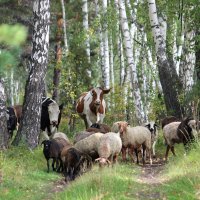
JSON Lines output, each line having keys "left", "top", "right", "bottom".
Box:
{"left": 135, "top": 157, "right": 167, "bottom": 200}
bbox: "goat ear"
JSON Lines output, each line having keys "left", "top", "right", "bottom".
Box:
{"left": 145, "top": 124, "right": 150, "bottom": 128}
{"left": 95, "top": 158, "right": 100, "bottom": 162}
{"left": 59, "top": 104, "right": 64, "bottom": 110}
{"left": 103, "top": 88, "right": 111, "bottom": 94}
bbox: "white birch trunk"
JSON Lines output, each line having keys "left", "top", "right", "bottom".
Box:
{"left": 109, "top": 35, "right": 114, "bottom": 91}
{"left": 148, "top": 0, "right": 182, "bottom": 118}
{"left": 118, "top": 0, "right": 145, "bottom": 124}
{"left": 118, "top": 32, "right": 125, "bottom": 86}
{"left": 0, "top": 79, "right": 9, "bottom": 149}
{"left": 176, "top": 19, "right": 185, "bottom": 75}
{"left": 10, "top": 69, "right": 14, "bottom": 105}
{"left": 82, "top": 0, "right": 90, "bottom": 64}
{"left": 180, "top": 30, "right": 195, "bottom": 92}
{"left": 102, "top": 0, "right": 110, "bottom": 89}
{"left": 158, "top": 16, "right": 167, "bottom": 44}
{"left": 126, "top": 0, "right": 138, "bottom": 45}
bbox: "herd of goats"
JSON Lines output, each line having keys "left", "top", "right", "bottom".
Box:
{"left": 42, "top": 116, "right": 199, "bottom": 182}
{"left": 39, "top": 88, "right": 199, "bottom": 182}
{"left": 5, "top": 87, "right": 200, "bottom": 182}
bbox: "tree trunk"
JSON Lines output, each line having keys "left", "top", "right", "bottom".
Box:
{"left": 179, "top": 30, "right": 195, "bottom": 92}
{"left": 196, "top": 30, "right": 200, "bottom": 81}
{"left": 0, "top": 79, "right": 9, "bottom": 149}
{"left": 101, "top": 0, "right": 110, "bottom": 89}
{"left": 147, "top": 0, "right": 183, "bottom": 118}
{"left": 60, "top": 0, "right": 68, "bottom": 53}
{"left": 109, "top": 34, "right": 114, "bottom": 91}
{"left": 82, "top": 0, "right": 91, "bottom": 64}
{"left": 118, "top": 0, "right": 145, "bottom": 124}
{"left": 12, "top": 0, "right": 50, "bottom": 149}
{"left": 52, "top": 13, "right": 63, "bottom": 102}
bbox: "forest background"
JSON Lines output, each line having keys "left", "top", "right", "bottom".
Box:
{"left": 0, "top": 0, "right": 200, "bottom": 148}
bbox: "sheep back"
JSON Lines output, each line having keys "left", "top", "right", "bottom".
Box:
{"left": 97, "top": 132, "right": 122, "bottom": 159}
{"left": 74, "top": 132, "right": 104, "bottom": 159}
{"left": 73, "top": 131, "right": 95, "bottom": 144}
{"left": 163, "top": 122, "right": 181, "bottom": 146}
{"left": 122, "top": 126, "right": 152, "bottom": 149}
{"left": 86, "top": 123, "right": 111, "bottom": 133}
{"left": 52, "top": 132, "right": 69, "bottom": 142}
{"left": 161, "top": 116, "right": 180, "bottom": 129}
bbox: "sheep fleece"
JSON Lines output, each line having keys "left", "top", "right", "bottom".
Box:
{"left": 97, "top": 132, "right": 122, "bottom": 158}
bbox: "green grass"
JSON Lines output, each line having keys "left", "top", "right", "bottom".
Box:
{"left": 0, "top": 147, "right": 60, "bottom": 200}
{"left": 54, "top": 163, "right": 140, "bottom": 200}
{"left": 1, "top": 131, "right": 200, "bottom": 200}
{"left": 155, "top": 139, "right": 200, "bottom": 200}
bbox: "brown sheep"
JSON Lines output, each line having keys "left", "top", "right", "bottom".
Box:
{"left": 62, "top": 147, "right": 92, "bottom": 182}
{"left": 86, "top": 123, "right": 111, "bottom": 133}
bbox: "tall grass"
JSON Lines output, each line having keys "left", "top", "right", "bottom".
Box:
{"left": 0, "top": 147, "right": 60, "bottom": 200}
{"left": 54, "top": 163, "right": 141, "bottom": 200}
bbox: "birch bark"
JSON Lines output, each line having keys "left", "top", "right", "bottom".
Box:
{"left": 101, "top": 0, "right": 110, "bottom": 89}
{"left": 12, "top": 0, "right": 50, "bottom": 148}
{"left": 0, "top": 79, "right": 9, "bottom": 149}
{"left": 82, "top": 0, "right": 91, "bottom": 66}
{"left": 118, "top": 0, "right": 145, "bottom": 124}
{"left": 148, "top": 0, "right": 183, "bottom": 118}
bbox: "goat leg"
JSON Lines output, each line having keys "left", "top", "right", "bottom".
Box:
{"left": 171, "top": 146, "right": 176, "bottom": 156}
{"left": 134, "top": 148, "right": 139, "bottom": 164}
{"left": 165, "top": 145, "right": 170, "bottom": 161}
{"left": 47, "top": 159, "right": 50, "bottom": 173}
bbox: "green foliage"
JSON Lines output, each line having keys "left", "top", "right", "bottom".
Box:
{"left": 148, "top": 91, "right": 167, "bottom": 121}
{"left": 0, "top": 24, "right": 27, "bottom": 47}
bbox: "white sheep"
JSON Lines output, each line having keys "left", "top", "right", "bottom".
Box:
{"left": 51, "top": 132, "right": 69, "bottom": 142}
{"left": 74, "top": 132, "right": 104, "bottom": 160}
{"left": 111, "top": 121, "right": 152, "bottom": 165}
{"left": 95, "top": 132, "right": 122, "bottom": 167}
{"left": 163, "top": 117, "right": 198, "bottom": 160}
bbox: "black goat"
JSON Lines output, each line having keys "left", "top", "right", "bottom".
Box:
{"left": 177, "top": 117, "right": 197, "bottom": 151}
{"left": 42, "top": 138, "right": 68, "bottom": 172}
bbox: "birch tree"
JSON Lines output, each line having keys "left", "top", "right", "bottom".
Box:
{"left": 82, "top": 0, "right": 90, "bottom": 64}
{"left": 147, "top": 0, "right": 183, "bottom": 118}
{"left": 0, "top": 79, "right": 9, "bottom": 149}
{"left": 117, "top": 0, "right": 145, "bottom": 124}
{"left": 101, "top": 0, "right": 110, "bottom": 89}
{"left": 12, "top": 0, "right": 50, "bottom": 148}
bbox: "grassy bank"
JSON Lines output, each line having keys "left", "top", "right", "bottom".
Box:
{"left": 0, "top": 147, "right": 60, "bottom": 200}
{"left": 1, "top": 136, "right": 200, "bottom": 200}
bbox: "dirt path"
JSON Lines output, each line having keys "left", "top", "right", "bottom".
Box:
{"left": 135, "top": 157, "right": 167, "bottom": 200}
{"left": 44, "top": 178, "right": 67, "bottom": 200}
{"left": 45, "top": 158, "right": 167, "bottom": 200}
{"left": 137, "top": 158, "right": 166, "bottom": 184}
